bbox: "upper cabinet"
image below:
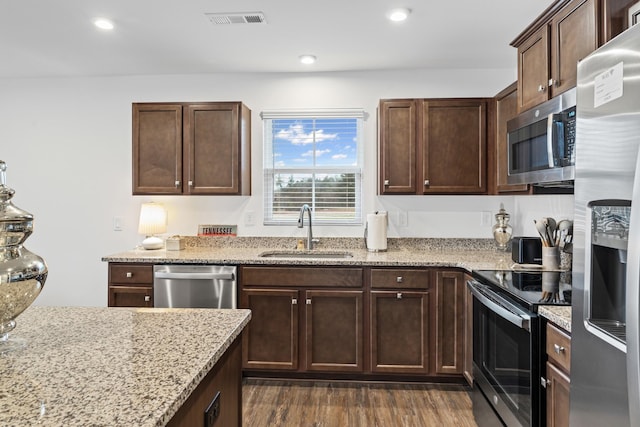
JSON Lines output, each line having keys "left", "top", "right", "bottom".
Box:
{"left": 132, "top": 102, "right": 251, "bottom": 195}
{"left": 379, "top": 98, "right": 487, "bottom": 195}
{"left": 512, "top": 0, "right": 640, "bottom": 113}
{"left": 514, "top": 0, "right": 598, "bottom": 112}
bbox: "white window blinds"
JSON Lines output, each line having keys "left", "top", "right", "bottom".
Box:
{"left": 262, "top": 109, "right": 364, "bottom": 225}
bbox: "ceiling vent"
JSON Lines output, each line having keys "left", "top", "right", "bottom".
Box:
{"left": 205, "top": 12, "right": 267, "bottom": 25}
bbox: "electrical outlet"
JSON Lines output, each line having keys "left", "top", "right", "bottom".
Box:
{"left": 481, "top": 211, "right": 492, "bottom": 227}
{"left": 244, "top": 211, "right": 255, "bottom": 226}
{"left": 205, "top": 391, "right": 221, "bottom": 427}
{"left": 398, "top": 211, "right": 408, "bottom": 227}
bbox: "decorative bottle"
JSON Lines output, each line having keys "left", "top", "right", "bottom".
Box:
{"left": 492, "top": 205, "right": 513, "bottom": 251}
{"left": 0, "top": 160, "right": 48, "bottom": 352}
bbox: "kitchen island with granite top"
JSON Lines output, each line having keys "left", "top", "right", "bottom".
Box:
{"left": 0, "top": 306, "right": 250, "bottom": 427}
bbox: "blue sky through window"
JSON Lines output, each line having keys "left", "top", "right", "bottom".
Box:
{"left": 271, "top": 118, "right": 358, "bottom": 168}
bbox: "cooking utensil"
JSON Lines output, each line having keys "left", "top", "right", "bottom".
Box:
{"left": 544, "top": 217, "right": 557, "bottom": 246}
{"left": 535, "top": 219, "right": 550, "bottom": 246}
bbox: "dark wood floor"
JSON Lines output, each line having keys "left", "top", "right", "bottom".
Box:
{"left": 242, "top": 379, "right": 478, "bottom": 427}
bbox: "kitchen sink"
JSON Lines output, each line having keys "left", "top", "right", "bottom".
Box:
{"left": 258, "top": 250, "right": 354, "bottom": 259}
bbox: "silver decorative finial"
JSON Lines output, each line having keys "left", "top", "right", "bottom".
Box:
{"left": 0, "top": 160, "right": 6, "bottom": 187}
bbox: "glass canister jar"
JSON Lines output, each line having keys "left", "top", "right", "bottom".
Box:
{"left": 0, "top": 160, "right": 48, "bottom": 352}
{"left": 492, "top": 205, "right": 513, "bottom": 251}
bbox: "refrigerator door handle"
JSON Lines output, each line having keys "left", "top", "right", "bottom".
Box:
{"left": 627, "top": 149, "right": 640, "bottom": 427}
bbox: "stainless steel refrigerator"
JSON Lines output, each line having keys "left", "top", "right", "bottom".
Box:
{"left": 571, "top": 23, "right": 640, "bottom": 427}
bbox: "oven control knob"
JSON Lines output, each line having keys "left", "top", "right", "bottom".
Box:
{"left": 493, "top": 395, "right": 499, "bottom": 405}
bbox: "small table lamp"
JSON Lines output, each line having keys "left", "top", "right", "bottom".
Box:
{"left": 138, "top": 202, "right": 167, "bottom": 250}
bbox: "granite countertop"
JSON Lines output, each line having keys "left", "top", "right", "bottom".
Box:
{"left": 102, "top": 237, "right": 517, "bottom": 272}
{"left": 539, "top": 306, "right": 572, "bottom": 333}
{"left": 0, "top": 306, "right": 251, "bottom": 426}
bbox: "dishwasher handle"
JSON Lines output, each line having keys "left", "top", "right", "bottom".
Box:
{"left": 154, "top": 271, "right": 235, "bottom": 281}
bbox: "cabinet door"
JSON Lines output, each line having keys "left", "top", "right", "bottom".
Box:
{"left": 108, "top": 286, "right": 153, "bottom": 307}
{"left": 550, "top": 0, "right": 598, "bottom": 97}
{"left": 241, "top": 289, "right": 299, "bottom": 370}
{"left": 546, "top": 361, "right": 571, "bottom": 427}
{"left": 422, "top": 100, "right": 487, "bottom": 194}
{"left": 370, "top": 290, "right": 429, "bottom": 374}
{"left": 304, "top": 290, "right": 363, "bottom": 372}
{"left": 494, "top": 83, "right": 529, "bottom": 194}
{"left": 517, "top": 25, "right": 550, "bottom": 113}
{"left": 434, "top": 270, "right": 465, "bottom": 375}
{"left": 378, "top": 99, "right": 417, "bottom": 194}
{"left": 184, "top": 103, "right": 247, "bottom": 195}
{"left": 132, "top": 104, "right": 183, "bottom": 195}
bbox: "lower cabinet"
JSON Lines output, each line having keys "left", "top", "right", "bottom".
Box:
{"left": 434, "top": 270, "right": 465, "bottom": 375}
{"left": 544, "top": 322, "right": 572, "bottom": 427}
{"left": 240, "top": 266, "right": 364, "bottom": 374}
{"left": 241, "top": 265, "right": 467, "bottom": 380}
{"left": 108, "top": 263, "right": 154, "bottom": 307}
{"left": 370, "top": 269, "right": 431, "bottom": 374}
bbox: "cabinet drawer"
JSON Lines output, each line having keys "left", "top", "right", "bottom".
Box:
{"left": 241, "top": 267, "right": 362, "bottom": 288}
{"left": 546, "top": 323, "right": 571, "bottom": 373}
{"left": 370, "top": 269, "right": 430, "bottom": 289}
{"left": 109, "top": 263, "right": 154, "bottom": 285}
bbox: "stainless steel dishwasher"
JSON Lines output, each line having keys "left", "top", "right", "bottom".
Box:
{"left": 153, "top": 265, "right": 237, "bottom": 309}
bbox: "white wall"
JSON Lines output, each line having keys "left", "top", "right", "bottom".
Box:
{"left": 0, "top": 68, "right": 572, "bottom": 307}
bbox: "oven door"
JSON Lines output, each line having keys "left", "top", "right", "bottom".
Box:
{"left": 468, "top": 279, "right": 540, "bottom": 427}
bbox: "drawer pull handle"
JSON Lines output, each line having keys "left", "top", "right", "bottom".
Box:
{"left": 292, "top": 298, "right": 297, "bottom": 305}
{"left": 396, "top": 276, "right": 404, "bottom": 283}
{"left": 144, "top": 295, "right": 150, "bottom": 302}
{"left": 553, "top": 344, "right": 565, "bottom": 354}
{"left": 306, "top": 299, "right": 312, "bottom": 305}
{"left": 126, "top": 272, "right": 132, "bottom": 278}
{"left": 396, "top": 292, "right": 402, "bottom": 299}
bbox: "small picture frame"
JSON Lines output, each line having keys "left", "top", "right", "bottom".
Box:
{"left": 629, "top": 1, "right": 640, "bottom": 28}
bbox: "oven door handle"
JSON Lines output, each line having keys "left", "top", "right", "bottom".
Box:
{"left": 468, "top": 282, "right": 531, "bottom": 331}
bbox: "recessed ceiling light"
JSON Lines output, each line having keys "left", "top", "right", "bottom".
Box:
{"left": 93, "top": 18, "right": 114, "bottom": 30}
{"left": 388, "top": 8, "right": 411, "bottom": 22}
{"left": 299, "top": 55, "right": 317, "bottom": 65}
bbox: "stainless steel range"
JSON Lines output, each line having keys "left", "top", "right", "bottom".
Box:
{"left": 468, "top": 269, "right": 571, "bottom": 427}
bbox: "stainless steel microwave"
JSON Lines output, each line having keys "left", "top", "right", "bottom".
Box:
{"left": 507, "top": 88, "right": 576, "bottom": 186}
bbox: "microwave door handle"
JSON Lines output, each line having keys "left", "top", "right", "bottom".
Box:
{"left": 627, "top": 150, "right": 640, "bottom": 427}
{"left": 547, "top": 113, "right": 556, "bottom": 168}
{"left": 468, "top": 282, "right": 530, "bottom": 331}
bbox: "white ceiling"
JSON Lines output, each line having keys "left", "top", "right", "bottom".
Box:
{"left": 0, "top": 0, "right": 552, "bottom": 78}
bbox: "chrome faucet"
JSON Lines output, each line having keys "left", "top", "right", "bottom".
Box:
{"left": 297, "top": 204, "right": 318, "bottom": 250}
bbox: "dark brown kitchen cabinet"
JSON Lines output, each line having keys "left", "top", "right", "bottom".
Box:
{"left": 379, "top": 98, "right": 487, "bottom": 195}
{"left": 602, "top": 0, "right": 640, "bottom": 42}
{"left": 513, "top": 0, "right": 598, "bottom": 112}
{"left": 489, "top": 83, "right": 530, "bottom": 194}
{"left": 240, "top": 266, "right": 363, "bottom": 374}
{"left": 108, "top": 263, "right": 153, "bottom": 307}
{"left": 305, "top": 290, "right": 363, "bottom": 372}
{"left": 132, "top": 102, "right": 251, "bottom": 195}
{"left": 544, "top": 322, "right": 572, "bottom": 427}
{"left": 241, "top": 288, "right": 299, "bottom": 370}
{"left": 370, "top": 269, "right": 431, "bottom": 374}
{"left": 434, "top": 269, "right": 465, "bottom": 375}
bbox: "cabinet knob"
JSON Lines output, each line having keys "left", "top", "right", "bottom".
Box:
{"left": 396, "top": 276, "right": 404, "bottom": 283}
{"left": 396, "top": 292, "right": 403, "bottom": 299}
{"left": 424, "top": 180, "right": 430, "bottom": 186}
{"left": 553, "top": 344, "right": 565, "bottom": 354}
{"left": 549, "top": 78, "right": 558, "bottom": 87}
{"left": 538, "top": 84, "right": 546, "bottom": 93}
{"left": 384, "top": 179, "right": 390, "bottom": 186}
{"left": 306, "top": 298, "right": 312, "bottom": 305}
{"left": 126, "top": 272, "right": 132, "bottom": 278}
{"left": 188, "top": 180, "right": 193, "bottom": 186}
{"left": 292, "top": 298, "right": 297, "bottom": 305}
{"left": 144, "top": 295, "right": 150, "bottom": 302}
{"left": 541, "top": 377, "right": 549, "bottom": 388}
{"left": 175, "top": 180, "right": 180, "bottom": 187}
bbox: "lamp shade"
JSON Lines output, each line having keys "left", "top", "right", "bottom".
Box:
{"left": 138, "top": 202, "right": 167, "bottom": 236}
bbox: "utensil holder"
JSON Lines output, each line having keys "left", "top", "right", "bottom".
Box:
{"left": 542, "top": 246, "right": 560, "bottom": 270}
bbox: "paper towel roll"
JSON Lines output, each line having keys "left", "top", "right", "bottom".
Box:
{"left": 366, "top": 212, "right": 388, "bottom": 252}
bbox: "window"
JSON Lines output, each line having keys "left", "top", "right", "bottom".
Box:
{"left": 262, "top": 109, "right": 364, "bottom": 225}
